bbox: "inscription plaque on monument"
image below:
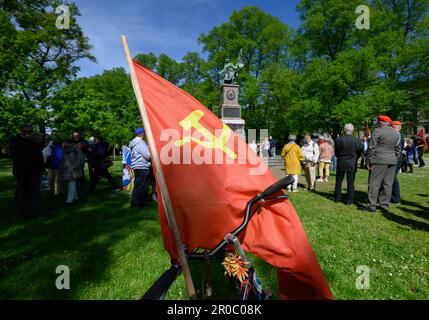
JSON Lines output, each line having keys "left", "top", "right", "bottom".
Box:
{"left": 221, "top": 84, "right": 245, "bottom": 139}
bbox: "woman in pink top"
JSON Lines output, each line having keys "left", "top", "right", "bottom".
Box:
{"left": 317, "top": 136, "right": 334, "bottom": 182}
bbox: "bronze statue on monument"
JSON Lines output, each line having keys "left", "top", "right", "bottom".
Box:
{"left": 220, "top": 49, "right": 245, "bottom": 139}
{"left": 219, "top": 49, "right": 244, "bottom": 84}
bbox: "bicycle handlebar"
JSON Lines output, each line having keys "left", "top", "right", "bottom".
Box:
{"left": 257, "top": 175, "right": 295, "bottom": 200}
{"left": 187, "top": 175, "right": 295, "bottom": 260}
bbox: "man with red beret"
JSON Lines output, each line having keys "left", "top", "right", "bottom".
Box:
{"left": 378, "top": 115, "right": 392, "bottom": 124}
{"left": 360, "top": 115, "right": 401, "bottom": 213}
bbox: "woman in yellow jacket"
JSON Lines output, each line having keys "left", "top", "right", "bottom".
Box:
{"left": 281, "top": 135, "right": 304, "bottom": 192}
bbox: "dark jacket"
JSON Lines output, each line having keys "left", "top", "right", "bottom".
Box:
{"left": 65, "top": 138, "right": 89, "bottom": 153}
{"left": 10, "top": 135, "right": 45, "bottom": 177}
{"left": 91, "top": 141, "right": 110, "bottom": 168}
{"left": 334, "top": 135, "right": 362, "bottom": 172}
{"left": 367, "top": 126, "right": 401, "bottom": 165}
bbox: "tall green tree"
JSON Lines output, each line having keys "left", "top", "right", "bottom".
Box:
{"left": 0, "top": 0, "right": 94, "bottom": 145}
{"left": 51, "top": 68, "right": 140, "bottom": 146}
{"left": 290, "top": 0, "right": 428, "bottom": 136}
{"left": 134, "top": 52, "right": 182, "bottom": 85}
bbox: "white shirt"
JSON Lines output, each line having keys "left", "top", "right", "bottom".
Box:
{"left": 263, "top": 140, "right": 270, "bottom": 150}
{"left": 301, "top": 140, "right": 320, "bottom": 163}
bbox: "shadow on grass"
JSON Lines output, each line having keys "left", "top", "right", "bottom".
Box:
{"left": 381, "top": 211, "right": 429, "bottom": 232}
{"left": 312, "top": 190, "right": 368, "bottom": 206}
{"left": 0, "top": 160, "right": 161, "bottom": 299}
{"left": 398, "top": 200, "right": 429, "bottom": 221}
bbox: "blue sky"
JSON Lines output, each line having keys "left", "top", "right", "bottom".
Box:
{"left": 74, "top": 0, "right": 302, "bottom": 77}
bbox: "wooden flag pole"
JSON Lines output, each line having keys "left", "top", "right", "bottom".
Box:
{"left": 121, "top": 35, "right": 197, "bottom": 300}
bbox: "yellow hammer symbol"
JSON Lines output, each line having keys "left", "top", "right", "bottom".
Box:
{"left": 174, "top": 110, "right": 237, "bottom": 160}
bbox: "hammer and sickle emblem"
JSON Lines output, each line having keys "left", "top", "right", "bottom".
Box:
{"left": 174, "top": 110, "right": 237, "bottom": 160}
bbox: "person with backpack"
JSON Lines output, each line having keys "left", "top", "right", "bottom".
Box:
{"left": 129, "top": 128, "right": 152, "bottom": 208}
{"left": 281, "top": 135, "right": 304, "bottom": 192}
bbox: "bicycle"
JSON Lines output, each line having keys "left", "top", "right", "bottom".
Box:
{"left": 141, "top": 175, "right": 295, "bottom": 300}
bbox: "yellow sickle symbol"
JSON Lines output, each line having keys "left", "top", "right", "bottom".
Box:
{"left": 174, "top": 110, "right": 237, "bottom": 160}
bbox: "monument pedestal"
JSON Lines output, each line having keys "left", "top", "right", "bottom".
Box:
{"left": 220, "top": 84, "right": 245, "bottom": 140}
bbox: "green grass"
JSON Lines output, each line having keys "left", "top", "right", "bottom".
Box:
{"left": 0, "top": 157, "right": 428, "bottom": 299}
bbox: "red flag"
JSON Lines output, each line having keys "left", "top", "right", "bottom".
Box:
{"left": 416, "top": 128, "right": 427, "bottom": 151}
{"left": 132, "top": 60, "right": 332, "bottom": 300}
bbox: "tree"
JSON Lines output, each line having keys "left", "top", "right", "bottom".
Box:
{"left": 0, "top": 0, "right": 94, "bottom": 146}
{"left": 289, "top": 0, "right": 429, "bottom": 136}
{"left": 51, "top": 68, "right": 140, "bottom": 146}
{"left": 134, "top": 52, "right": 183, "bottom": 85}
{"left": 367, "top": 0, "right": 429, "bottom": 133}
{"left": 134, "top": 52, "right": 158, "bottom": 71}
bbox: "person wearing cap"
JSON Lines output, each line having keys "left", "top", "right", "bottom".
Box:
{"left": 316, "top": 135, "right": 334, "bottom": 182}
{"left": 129, "top": 127, "right": 152, "bottom": 208}
{"left": 390, "top": 121, "right": 404, "bottom": 204}
{"left": 360, "top": 115, "right": 401, "bottom": 213}
{"left": 334, "top": 124, "right": 362, "bottom": 205}
{"left": 301, "top": 134, "right": 319, "bottom": 192}
{"left": 281, "top": 135, "right": 304, "bottom": 192}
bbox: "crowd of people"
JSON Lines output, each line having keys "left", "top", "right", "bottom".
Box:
{"left": 279, "top": 115, "right": 427, "bottom": 213}
{"left": 250, "top": 136, "right": 277, "bottom": 158}
{"left": 9, "top": 125, "right": 156, "bottom": 219}
{"left": 9, "top": 119, "right": 427, "bottom": 218}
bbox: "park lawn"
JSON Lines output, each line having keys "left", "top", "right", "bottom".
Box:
{"left": 0, "top": 157, "right": 428, "bottom": 300}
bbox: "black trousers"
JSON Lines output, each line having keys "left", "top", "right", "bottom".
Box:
{"left": 391, "top": 160, "right": 401, "bottom": 203}
{"left": 131, "top": 169, "right": 151, "bottom": 208}
{"left": 334, "top": 171, "right": 355, "bottom": 203}
{"left": 15, "top": 175, "right": 41, "bottom": 218}
{"left": 417, "top": 148, "right": 425, "bottom": 167}
{"left": 88, "top": 167, "right": 118, "bottom": 193}
{"left": 401, "top": 159, "right": 408, "bottom": 172}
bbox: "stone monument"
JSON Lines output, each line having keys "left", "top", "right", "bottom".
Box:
{"left": 219, "top": 50, "right": 245, "bottom": 139}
